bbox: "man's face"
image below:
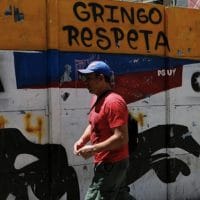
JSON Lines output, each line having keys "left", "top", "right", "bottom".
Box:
{"left": 82, "top": 73, "right": 101, "bottom": 94}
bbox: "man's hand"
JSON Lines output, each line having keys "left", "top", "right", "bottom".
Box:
{"left": 73, "top": 139, "right": 84, "bottom": 155}
{"left": 74, "top": 125, "right": 91, "bottom": 155}
{"left": 77, "top": 145, "right": 95, "bottom": 159}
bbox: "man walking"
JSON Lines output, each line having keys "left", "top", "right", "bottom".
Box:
{"left": 74, "top": 61, "right": 134, "bottom": 200}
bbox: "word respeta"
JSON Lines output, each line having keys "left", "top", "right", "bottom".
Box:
{"left": 62, "top": 1, "right": 170, "bottom": 52}
{"left": 63, "top": 25, "right": 170, "bottom": 51}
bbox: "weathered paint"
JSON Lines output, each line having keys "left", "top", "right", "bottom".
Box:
{"left": 0, "top": 0, "right": 200, "bottom": 199}
{"left": 165, "top": 7, "right": 200, "bottom": 59}
{"left": 0, "top": 0, "right": 47, "bottom": 50}
{"left": 23, "top": 112, "right": 44, "bottom": 144}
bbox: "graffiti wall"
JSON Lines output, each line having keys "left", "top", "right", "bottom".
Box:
{"left": 0, "top": 0, "right": 200, "bottom": 199}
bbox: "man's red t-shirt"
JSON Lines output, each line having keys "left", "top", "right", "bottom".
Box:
{"left": 89, "top": 92, "right": 129, "bottom": 164}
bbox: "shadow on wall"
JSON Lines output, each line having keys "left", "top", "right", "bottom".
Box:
{"left": 0, "top": 128, "right": 80, "bottom": 200}
{"left": 127, "top": 124, "right": 200, "bottom": 184}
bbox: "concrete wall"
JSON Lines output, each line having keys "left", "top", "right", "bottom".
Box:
{"left": 0, "top": 0, "right": 200, "bottom": 199}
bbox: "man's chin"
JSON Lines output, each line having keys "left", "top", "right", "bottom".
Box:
{"left": 88, "top": 89, "right": 93, "bottom": 94}
{"left": 88, "top": 88, "right": 96, "bottom": 94}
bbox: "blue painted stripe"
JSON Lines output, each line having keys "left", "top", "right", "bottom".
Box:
{"left": 14, "top": 50, "right": 200, "bottom": 89}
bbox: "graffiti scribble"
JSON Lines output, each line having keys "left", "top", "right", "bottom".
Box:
{"left": 4, "top": 5, "right": 24, "bottom": 22}
{"left": 0, "top": 115, "right": 8, "bottom": 128}
{"left": 0, "top": 79, "right": 4, "bottom": 92}
{"left": 0, "top": 128, "right": 80, "bottom": 200}
{"left": 127, "top": 124, "right": 200, "bottom": 184}
{"left": 191, "top": 71, "right": 200, "bottom": 92}
{"left": 23, "top": 113, "right": 43, "bottom": 143}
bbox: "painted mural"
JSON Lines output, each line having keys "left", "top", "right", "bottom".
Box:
{"left": 0, "top": 0, "right": 200, "bottom": 199}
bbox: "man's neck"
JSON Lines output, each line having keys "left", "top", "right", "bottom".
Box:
{"left": 96, "top": 86, "right": 112, "bottom": 97}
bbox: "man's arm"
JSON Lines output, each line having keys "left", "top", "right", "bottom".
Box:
{"left": 77, "top": 124, "right": 128, "bottom": 159}
{"left": 73, "top": 124, "right": 91, "bottom": 155}
{"left": 94, "top": 124, "right": 128, "bottom": 152}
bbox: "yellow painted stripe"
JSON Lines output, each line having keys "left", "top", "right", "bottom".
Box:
{"left": 165, "top": 7, "right": 200, "bottom": 60}
{"left": 0, "top": 0, "right": 199, "bottom": 60}
{"left": 0, "top": 0, "right": 46, "bottom": 50}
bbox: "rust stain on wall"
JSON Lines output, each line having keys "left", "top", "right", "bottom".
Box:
{"left": 134, "top": 112, "right": 145, "bottom": 127}
{"left": 23, "top": 113, "right": 44, "bottom": 143}
{"left": 0, "top": 115, "right": 8, "bottom": 128}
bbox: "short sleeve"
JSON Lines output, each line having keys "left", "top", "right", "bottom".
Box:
{"left": 105, "top": 97, "right": 128, "bottom": 128}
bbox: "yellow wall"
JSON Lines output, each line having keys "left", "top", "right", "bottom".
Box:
{"left": 0, "top": 0, "right": 199, "bottom": 60}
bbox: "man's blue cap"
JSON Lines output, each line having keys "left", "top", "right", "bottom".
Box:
{"left": 78, "top": 61, "right": 113, "bottom": 77}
